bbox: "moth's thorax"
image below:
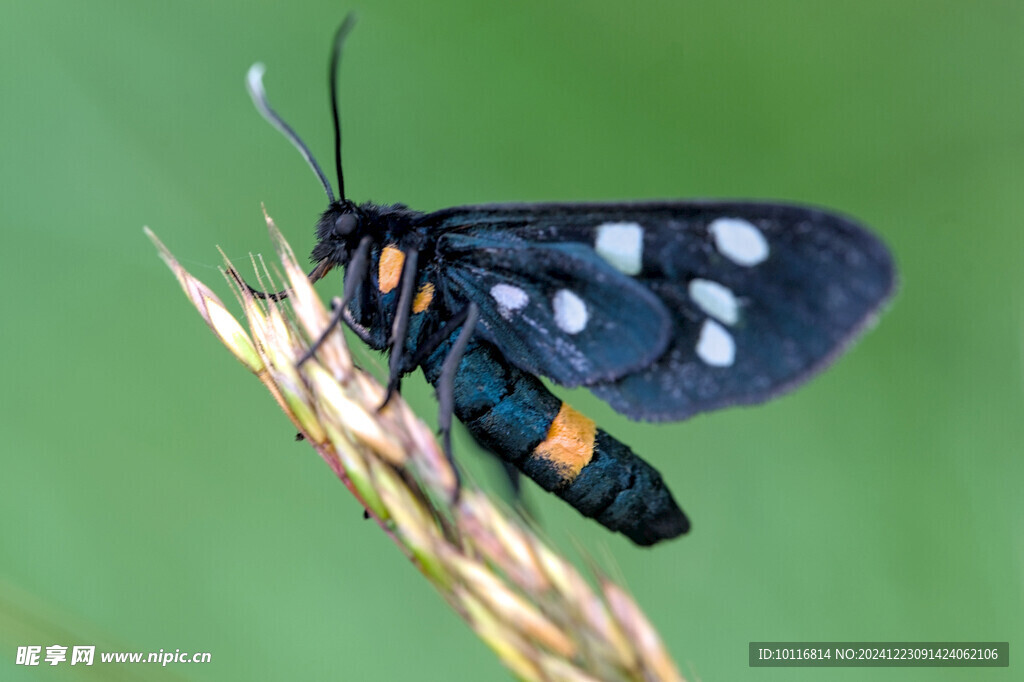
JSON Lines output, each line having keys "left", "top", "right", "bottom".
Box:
{"left": 313, "top": 200, "right": 440, "bottom": 354}
{"left": 358, "top": 238, "right": 442, "bottom": 351}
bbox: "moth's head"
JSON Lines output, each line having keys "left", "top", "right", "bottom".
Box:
{"left": 311, "top": 199, "right": 363, "bottom": 268}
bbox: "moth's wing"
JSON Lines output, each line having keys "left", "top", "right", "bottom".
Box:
{"left": 432, "top": 231, "right": 671, "bottom": 387}
{"left": 423, "top": 201, "right": 895, "bottom": 421}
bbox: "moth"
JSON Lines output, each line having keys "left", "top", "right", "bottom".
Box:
{"left": 235, "top": 16, "right": 895, "bottom": 545}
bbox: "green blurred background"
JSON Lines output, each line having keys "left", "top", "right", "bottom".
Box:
{"left": 2, "top": 1, "right": 1021, "bottom": 680}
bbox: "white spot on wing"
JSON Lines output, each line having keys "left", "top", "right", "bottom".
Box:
{"left": 709, "top": 217, "right": 769, "bottom": 266}
{"left": 688, "top": 278, "right": 740, "bottom": 325}
{"left": 552, "top": 289, "right": 588, "bottom": 334}
{"left": 696, "top": 319, "right": 735, "bottom": 367}
{"left": 490, "top": 283, "right": 529, "bottom": 319}
{"left": 594, "top": 222, "right": 643, "bottom": 275}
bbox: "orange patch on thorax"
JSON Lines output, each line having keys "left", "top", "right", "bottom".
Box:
{"left": 377, "top": 245, "right": 404, "bottom": 293}
{"left": 412, "top": 282, "right": 434, "bottom": 313}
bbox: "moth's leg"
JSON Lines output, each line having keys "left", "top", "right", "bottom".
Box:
{"left": 297, "top": 236, "right": 371, "bottom": 366}
{"left": 380, "top": 249, "right": 420, "bottom": 407}
{"left": 228, "top": 259, "right": 333, "bottom": 302}
{"left": 499, "top": 461, "right": 523, "bottom": 497}
{"left": 434, "top": 304, "right": 480, "bottom": 481}
{"left": 383, "top": 302, "right": 479, "bottom": 487}
{"left": 400, "top": 304, "right": 473, "bottom": 373}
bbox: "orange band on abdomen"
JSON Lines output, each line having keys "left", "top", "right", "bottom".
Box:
{"left": 531, "top": 403, "right": 596, "bottom": 483}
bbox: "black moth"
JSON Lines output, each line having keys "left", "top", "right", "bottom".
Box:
{"left": 236, "top": 16, "right": 895, "bottom": 546}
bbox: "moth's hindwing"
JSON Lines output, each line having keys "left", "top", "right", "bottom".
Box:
{"left": 436, "top": 233, "right": 671, "bottom": 387}
{"left": 423, "top": 200, "right": 895, "bottom": 421}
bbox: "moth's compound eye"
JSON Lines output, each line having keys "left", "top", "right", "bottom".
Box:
{"left": 334, "top": 212, "right": 358, "bottom": 236}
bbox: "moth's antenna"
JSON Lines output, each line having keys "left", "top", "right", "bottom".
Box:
{"left": 246, "top": 63, "right": 336, "bottom": 204}
{"left": 329, "top": 13, "right": 357, "bottom": 202}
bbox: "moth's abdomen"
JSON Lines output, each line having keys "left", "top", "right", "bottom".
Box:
{"left": 423, "top": 337, "right": 688, "bottom": 545}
